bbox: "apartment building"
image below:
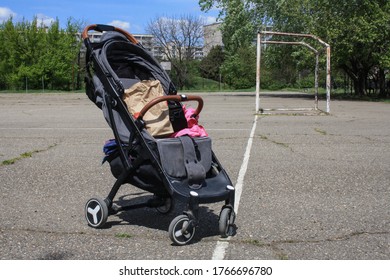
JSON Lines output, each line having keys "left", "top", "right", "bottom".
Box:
{"left": 203, "top": 22, "right": 223, "bottom": 56}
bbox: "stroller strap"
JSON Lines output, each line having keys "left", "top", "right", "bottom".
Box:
{"left": 178, "top": 136, "right": 206, "bottom": 189}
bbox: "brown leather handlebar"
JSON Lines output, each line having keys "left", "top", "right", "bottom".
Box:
{"left": 137, "top": 95, "right": 203, "bottom": 120}
{"left": 82, "top": 24, "right": 138, "bottom": 44}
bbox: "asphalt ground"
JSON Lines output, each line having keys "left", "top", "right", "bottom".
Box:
{"left": 0, "top": 92, "right": 389, "bottom": 260}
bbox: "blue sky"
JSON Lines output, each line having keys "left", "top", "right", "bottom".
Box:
{"left": 0, "top": 0, "right": 220, "bottom": 34}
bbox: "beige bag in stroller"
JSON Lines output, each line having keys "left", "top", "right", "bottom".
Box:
{"left": 123, "top": 80, "right": 174, "bottom": 137}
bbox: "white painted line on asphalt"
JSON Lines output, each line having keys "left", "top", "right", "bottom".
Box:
{"left": 212, "top": 240, "right": 229, "bottom": 260}
{"left": 212, "top": 115, "right": 259, "bottom": 260}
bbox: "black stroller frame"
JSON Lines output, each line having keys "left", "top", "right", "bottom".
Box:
{"left": 82, "top": 24, "right": 236, "bottom": 245}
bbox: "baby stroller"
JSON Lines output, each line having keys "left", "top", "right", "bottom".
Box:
{"left": 82, "top": 24, "right": 236, "bottom": 245}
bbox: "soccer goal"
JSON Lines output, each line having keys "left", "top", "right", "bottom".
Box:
{"left": 256, "top": 31, "right": 331, "bottom": 114}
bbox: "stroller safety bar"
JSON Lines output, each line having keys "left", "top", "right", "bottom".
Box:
{"left": 82, "top": 24, "right": 138, "bottom": 44}
{"left": 137, "top": 95, "right": 203, "bottom": 120}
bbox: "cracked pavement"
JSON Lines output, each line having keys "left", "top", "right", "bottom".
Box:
{"left": 0, "top": 92, "right": 389, "bottom": 259}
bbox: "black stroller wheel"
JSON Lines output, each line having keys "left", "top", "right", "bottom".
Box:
{"left": 85, "top": 197, "right": 109, "bottom": 228}
{"left": 219, "top": 207, "right": 235, "bottom": 238}
{"left": 155, "top": 196, "right": 173, "bottom": 214}
{"left": 168, "top": 215, "right": 196, "bottom": 245}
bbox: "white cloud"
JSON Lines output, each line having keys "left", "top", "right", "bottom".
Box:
{"left": 201, "top": 15, "right": 219, "bottom": 25}
{"left": 0, "top": 7, "right": 16, "bottom": 21}
{"left": 107, "top": 20, "right": 130, "bottom": 30}
{"left": 36, "top": 13, "right": 55, "bottom": 27}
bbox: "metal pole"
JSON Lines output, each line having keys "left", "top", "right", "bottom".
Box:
{"left": 255, "top": 32, "right": 261, "bottom": 112}
{"left": 219, "top": 72, "right": 222, "bottom": 91}
{"left": 326, "top": 46, "right": 331, "bottom": 113}
{"left": 315, "top": 53, "right": 319, "bottom": 110}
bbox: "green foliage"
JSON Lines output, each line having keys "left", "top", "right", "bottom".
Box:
{"left": 182, "top": 75, "right": 229, "bottom": 91}
{"left": 221, "top": 45, "right": 257, "bottom": 89}
{"left": 200, "top": 0, "right": 390, "bottom": 97}
{"left": 313, "top": 0, "right": 390, "bottom": 96}
{"left": 169, "top": 59, "right": 201, "bottom": 90}
{"left": 0, "top": 17, "right": 83, "bottom": 91}
{"left": 200, "top": 1, "right": 257, "bottom": 89}
{"left": 0, "top": 145, "right": 56, "bottom": 166}
{"left": 257, "top": 0, "right": 389, "bottom": 96}
{"left": 221, "top": 0, "right": 256, "bottom": 53}
{"left": 200, "top": 45, "right": 224, "bottom": 81}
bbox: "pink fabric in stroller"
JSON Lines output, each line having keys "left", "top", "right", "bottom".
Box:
{"left": 170, "top": 105, "right": 208, "bottom": 138}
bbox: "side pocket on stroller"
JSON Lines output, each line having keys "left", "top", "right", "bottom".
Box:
{"left": 102, "top": 139, "right": 162, "bottom": 187}
{"left": 102, "top": 139, "right": 125, "bottom": 178}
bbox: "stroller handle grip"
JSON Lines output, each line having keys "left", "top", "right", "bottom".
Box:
{"left": 137, "top": 95, "right": 203, "bottom": 120}
{"left": 82, "top": 24, "right": 138, "bottom": 44}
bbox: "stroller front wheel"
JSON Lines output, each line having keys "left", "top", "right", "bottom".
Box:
{"left": 168, "top": 214, "right": 196, "bottom": 245}
{"left": 219, "top": 207, "right": 236, "bottom": 238}
{"left": 85, "top": 197, "right": 109, "bottom": 228}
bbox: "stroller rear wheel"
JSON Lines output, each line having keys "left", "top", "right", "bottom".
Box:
{"left": 155, "top": 196, "right": 173, "bottom": 214}
{"left": 85, "top": 197, "right": 109, "bottom": 228}
{"left": 168, "top": 214, "right": 196, "bottom": 245}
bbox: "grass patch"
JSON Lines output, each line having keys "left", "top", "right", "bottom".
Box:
{"left": 244, "top": 239, "right": 290, "bottom": 260}
{"left": 244, "top": 239, "right": 265, "bottom": 247}
{"left": 314, "top": 128, "right": 327, "bottom": 135}
{"left": 2, "top": 159, "right": 18, "bottom": 165}
{"left": 1, "top": 144, "right": 57, "bottom": 166}
{"left": 277, "top": 253, "right": 289, "bottom": 260}
{"left": 1, "top": 150, "right": 39, "bottom": 165}
{"left": 272, "top": 140, "right": 289, "bottom": 148}
{"left": 115, "top": 233, "right": 133, "bottom": 239}
{"left": 259, "top": 134, "right": 290, "bottom": 148}
{"left": 20, "top": 151, "right": 37, "bottom": 158}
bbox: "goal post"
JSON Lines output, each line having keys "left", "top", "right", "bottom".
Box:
{"left": 256, "top": 31, "right": 331, "bottom": 114}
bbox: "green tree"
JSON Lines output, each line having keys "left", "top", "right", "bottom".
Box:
{"left": 0, "top": 17, "right": 82, "bottom": 91}
{"left": 221, "top": 45, "right": 257, "bottom": 89}
{"left": 313, "top": 0, "right": 390, "bottom": 96}
{"left": 200, "top": 0, "right": 257, "bottom": 89}
{"left": 200, "top": 0, "right": 390, "bottom": 96}
{"left": 42, "top": 18, "right": 82, "bottom": 90}
{"left": 200, "top": 45, "right": 224, "bottom": 81}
